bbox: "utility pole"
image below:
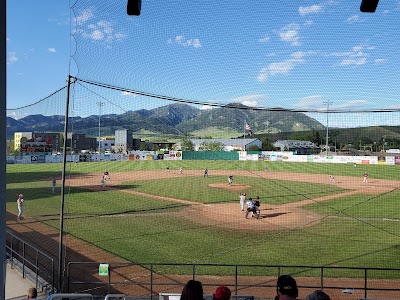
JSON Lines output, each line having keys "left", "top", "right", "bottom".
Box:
{"left": 323, "top": 101, "right": 332, "bottom": 155}
{"left": 97, "top": 102, "right": 105, "bottom": 153}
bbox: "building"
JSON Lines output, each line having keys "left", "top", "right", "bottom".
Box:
{"left": 99, "top": 138, "right": 115, "bottom": 152}
{"left": 14, "top": 132, "right": 62, "bottom": 154}
{"left": 184, "top": 138, "right": 262, "bottom": 151}
{"left": 115, "top": 129, "right": 133, "bottom": 153}
{"left": 273, "top": 140, "right": 318, "bottom": 155}
{"left": 67, "top": 133, "right": 97, "bottom": 153}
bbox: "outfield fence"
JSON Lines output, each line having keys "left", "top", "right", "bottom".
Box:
{"left": 6, "top": 151, "right": 400, "bottom": 165}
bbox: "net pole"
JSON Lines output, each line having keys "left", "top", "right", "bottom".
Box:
{"left": 58, "top": 74, "right": 72, "bottom": 292}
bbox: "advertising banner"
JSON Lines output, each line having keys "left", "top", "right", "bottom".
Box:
{"left": 6, "top": 156, "right": 15, "bottom": 164}
{"left": 239, "top": 151, "right": 258, "bottom": 161}
{"left": 386, "top": 156, "right": 395, "bottom": 165}
{"left": 164, "top": 151, "right": 182, "bottom": 160}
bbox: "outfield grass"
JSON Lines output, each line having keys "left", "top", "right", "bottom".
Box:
{"left": 304, "top": 189, "right": 400, "bottom": 219}
{"left": 7, "top": 160, "right": 400, "bottom": 179}
{"left": 6, "top": 160, "right": 400, "bottom": 278}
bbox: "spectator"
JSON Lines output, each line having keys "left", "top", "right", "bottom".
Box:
{"left": 181, "top": 280, "right": 203, "bottom": 300}
{"left": 275, "top": 275, "right": 298, "bottom": 300}
{"left": 214, "top": 286, "right": 231, "bottom": 300}
{"left": 304, "top": 290, "right": 331, "bottom": 300}
{"left": 27, "top": 287, "right": 38, "bottom": 300}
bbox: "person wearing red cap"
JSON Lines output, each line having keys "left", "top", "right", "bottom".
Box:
{"left": 214, "top": 286, "right": 231, "bottom": 300}
{"left": 275, "top": 275, "right": 299, "bottom": 300}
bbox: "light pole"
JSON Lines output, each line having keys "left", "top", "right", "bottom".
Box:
{"left": 323, "top": 101, "right": 332, "bottom": 155}
{"left": 97, "top": 102, "right": 105, "bottom": 153}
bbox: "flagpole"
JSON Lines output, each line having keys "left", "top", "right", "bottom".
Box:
{"left": 243, "top": 121, "right": 246, "bottom": 151}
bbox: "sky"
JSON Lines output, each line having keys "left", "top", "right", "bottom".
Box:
{"left": 6, "top": 0, "right": 400, "bottom": 128}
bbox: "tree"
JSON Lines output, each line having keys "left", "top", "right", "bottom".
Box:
{"left": 181, "top": 136, "right": 194, "bottom": 151}
{"left": 310, "top": 128, "right": 321, "bottom": 145}
{"left": 248, "top": 144, "right": 261, "bottom": 151}
{"left": 198, "top": 142, "right": 209, "bottom": 151}
{"left": 260, "top": 137, "right": 274, "bottom": 150}
{"left": 208, "top": 142, "right": 224, "bottom": 151}
{"left": 197, "top": 141, "right": 224, "bottom": 151}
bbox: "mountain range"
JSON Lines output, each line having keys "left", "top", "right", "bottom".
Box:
{"left": 7, "top": 103, "right": 325, "bottom": 139}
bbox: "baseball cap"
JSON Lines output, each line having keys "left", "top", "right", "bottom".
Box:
{"left": 277, "top": 275, "right": 298, "bottom": 296}
{"left": 215, "top": 286, "right": 231, "bottom": 300}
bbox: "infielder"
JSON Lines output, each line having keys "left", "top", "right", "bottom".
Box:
{"left": 228, "top": 175, "right": 233, "bottom": 186}
{"left": 363, "top": 172, "right": 368, "bottom": 183}
{"left": 17, "top": 194, "right": 24, "bottom": 221}
{"left": 240, "top": 192, "right": 246, "bottom": 212}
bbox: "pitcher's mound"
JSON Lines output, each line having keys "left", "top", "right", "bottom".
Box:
{"left": 209, "top": 183, "right": 251, "bottom": 191}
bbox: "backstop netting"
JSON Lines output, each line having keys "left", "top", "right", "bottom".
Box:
{"left": 6, "top": 0, "right": 400, "bottom": 298}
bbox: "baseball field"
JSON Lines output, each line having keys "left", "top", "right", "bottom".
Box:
{"left": 6, "top": 160, "right": 400, "bottom": 281}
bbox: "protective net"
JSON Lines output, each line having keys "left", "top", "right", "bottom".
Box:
{"left": 6, "top": 0, "right": 400, "bottom": 298}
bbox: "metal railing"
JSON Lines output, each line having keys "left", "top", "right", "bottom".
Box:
{"left": 67, "top": 261, "right": 400, "bottom": 299}
{"left": 6, "top": 229, "right": 55, "bottom": 293}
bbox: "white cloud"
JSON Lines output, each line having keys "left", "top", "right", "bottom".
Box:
{"left": 74, "top": 8, "right": 93, "bottom": 25}
{"left": 91, "top": 30, "right": 104, "bottom": 40}
{"left": 334, "top": 100, "right": 368, "bottom": 110}
{"left": 257, "top": 68, "right": 268, "bottom": 82}
{"left": 169, "top": 35, "right": 201, "bottom": 48}
{"left": 296, "top": 97, "right": 368, "bottom": 112}
{"left": 74, "top": 8, "right": 126, "bottom": 43}
{"left": 295, "top": 95, "right": 325, "bottom": 109}
{"left": 48, "top": 48, "right": 56, "bottom": 53}
{"left": 121, "top": 91, "right": 138, "bottom": 97}
{"left": 257, "top": 51, "right": 308, "bottom": 81}
{"left": 258, "top": 36, "right": 270, "bottom": 43}
{"left": 268, "top": 61, "right": 295, "bottom": 75}
{"left": 383, "top": 10, "right": 390, "bottom": 14}
{"left": 7, "top": 52, "right": 18, "bottom": 64}
{"left": 6, "top": 37, "right": 10, "bottom": 42}
{"left": 303, "top": 20, "right": 313, "bottom": 27}
{"left": 200, "top": 105, "right": 215, "bottom": 110}
{"left": 330, "top": 44, "right": 372, "bottom": 66}
{"left": 230, "top": 94, "right": 267, "bottom": 107}
{"left": 374, "top": 58, "right": 386, "bottom": 64}
{"left": 299, "top": 5, "right": 323, "bottom": 16}
{"left": 278, "top": 23, "right": 301, "bottom": 46}
{"left": 6, "top": 111, "right": 28, "bottom": 119}
{"left": 346, "top": 15, "right": 361, "bottom": 24}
